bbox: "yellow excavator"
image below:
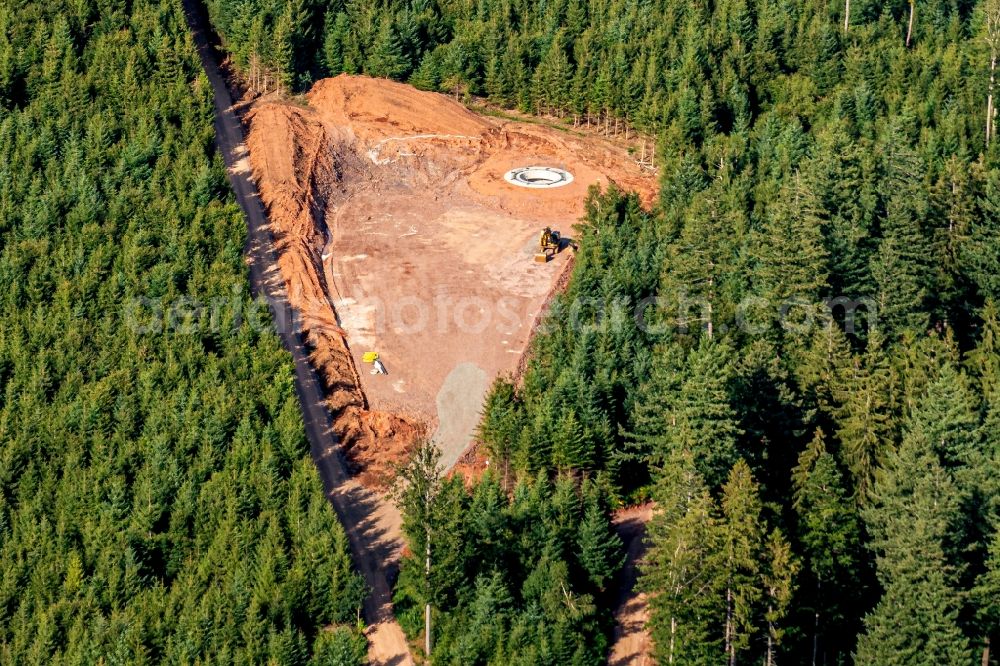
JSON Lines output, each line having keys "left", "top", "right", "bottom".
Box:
{"left": 535, "top": 227, "right": 562, "bottom": 262}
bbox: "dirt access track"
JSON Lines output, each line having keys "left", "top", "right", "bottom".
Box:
{"left": 246, "top": 75, "right": 657, "bottom": 484}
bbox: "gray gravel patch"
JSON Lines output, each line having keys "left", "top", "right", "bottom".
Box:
{"left": 433, "top": 362, "right": 490, "bottom": 470}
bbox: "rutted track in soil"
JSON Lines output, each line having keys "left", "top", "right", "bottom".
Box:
{"left": 608, "top": 503, "right": 654, "bottom": 666}
{"left": 182, "top": 1, "right": 414, "bottom": 664}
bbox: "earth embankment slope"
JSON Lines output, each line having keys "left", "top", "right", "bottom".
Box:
{"left": 181, "top": 2, "right": 414, "bottom": 661}
{"left": 246, "top": 98, "right": 424, "bottom": 486}
{"left": 246, "top": 74, "right": 657, "bottom": 482}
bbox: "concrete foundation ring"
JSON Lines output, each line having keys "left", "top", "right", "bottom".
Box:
{"left": 503, "top": 166, "right": 574, "bottom": 188}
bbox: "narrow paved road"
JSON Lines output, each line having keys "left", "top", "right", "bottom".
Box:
{"left": 182, "top": 2, "right": 414, "bottom": 664}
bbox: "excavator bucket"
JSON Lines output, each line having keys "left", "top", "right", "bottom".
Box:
{"left": 534, "top": 253, "right": 549, "bottom": 263}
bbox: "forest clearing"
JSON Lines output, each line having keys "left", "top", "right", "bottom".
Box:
{"left": 5, "top": 0, "right": 1000, "bottom": 663}
{"left": 244, "top": 74, "right": 657, "bottom": 485}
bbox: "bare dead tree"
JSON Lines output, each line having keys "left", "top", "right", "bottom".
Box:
{"left": 906, "top": 0, "right": 916, "bottom": 47}
{"left": 986, "top": 0, "right": 1000, "bottom": 146}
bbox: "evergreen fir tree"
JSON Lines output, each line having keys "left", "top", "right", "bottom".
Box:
{"left": 964, "top": 171, "right": 1000, "bottom": 303}
{"left": 788, "top": 315, "right": 853, "bottom": 420}
{"left": 409, "top": 48, "right": 443, "bottom": 91}
{"left": 857, "top": 433, "right": 970, "bottom": 665}
{"left": 622, "top": 343, "right": 685, "bottom": 467}
{"left": 477, "top": 376, "right": 522, "bottom": 483}
{"left": 834, "top": 329, "right": 897, "bottom": 499}
{"left": 967, "top": 300, "right": 1000, "bottom": 400}
{"left": 321, "top": 11, "right": 346, "bottom": 76}
{"left": 751, "top": 173, "right": 830, "bottom": 315}
{"left": 643, "top": 453, "right": 726, "bottom": 664}
{"left": 551, "top": 408, "right": 591, "bottom": 472}
{"left": 631, "top": 338, "right": 741, "bottom": 487}
{"left": 808, "top": 130, "right": 877, "bottom": 299}
{"left": 762, "top": 528, "right": 799, "bottom": 666}
{"left": 531, "top": 31, "right": 572, "bottom": 114}
{"left": 366, "top": 19, "right": 409, "bottom": 80}
{"left": 972, "top": 527, "right": 1000, "bottom": 665}
{"left": 270, "top": 5, "right": 295, "bottom": 92}
{"left": 575, "top": 498, "right": 624, "bottom": 591}
{"left": 870, "top": 226, "right": 929, "bottom": 338}
{"left": 720, "top": 460, "right": 764, "bottom": 665}
{"left": 660, "top": 187, "right": 745, "bottom": 338}
{"left": 905, "top": 358, "right": 981, "bottom": 470}
{"left": 792, "top": 429, "right": 863, "bottom": 663}
{"left": 928, "top": 158, "right": 977, "bottom": 321}
{"left": 464, "top": 474, "right": 508, "bottom": 579}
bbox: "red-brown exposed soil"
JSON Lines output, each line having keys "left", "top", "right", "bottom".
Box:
{"left": 245, "top": 75, "right": 657, "bottom": 485}
{"left": 245, "top": 99, "right": 424, "bottom": 486}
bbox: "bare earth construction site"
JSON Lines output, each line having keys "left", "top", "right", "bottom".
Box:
{"left": 246, "top": 75, "right": 657, "bottom": 484}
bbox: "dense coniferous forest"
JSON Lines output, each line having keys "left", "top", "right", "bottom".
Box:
{"left": 5, "top": 0, "right": 998, "bottom": 661}
{"left": 203, "top": 0, "right": 1000, "bottom": 663}
{"left": 0, "top": 1, "right": 368, "bottom": 662}
{"left": 393, "top": 442, "right": 625, "bottom": 664}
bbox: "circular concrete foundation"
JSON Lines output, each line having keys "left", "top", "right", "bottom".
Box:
{"left": 504, "top": 166, "right": 574, "bottom": 188}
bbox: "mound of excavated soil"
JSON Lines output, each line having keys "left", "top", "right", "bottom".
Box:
{"left": 246, "top": 75, "right": 656, "bottom": 485}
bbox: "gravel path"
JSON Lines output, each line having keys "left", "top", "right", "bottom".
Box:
{"left": 182, "top": 2, "right": 414, "bottom": 663}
